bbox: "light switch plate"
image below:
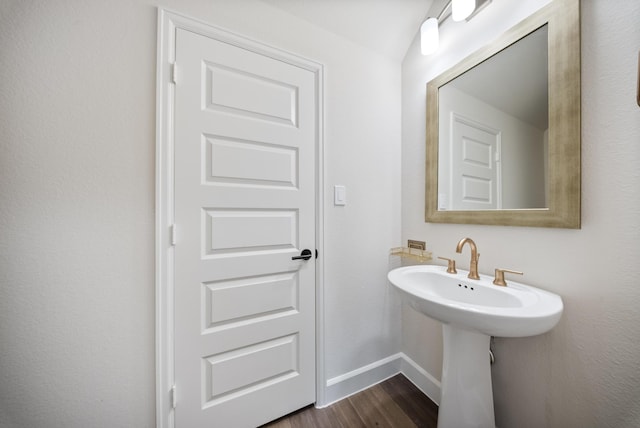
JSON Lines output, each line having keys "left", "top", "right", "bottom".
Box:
{"left": 334, "top": 185, "right": 346, "bottom": 206}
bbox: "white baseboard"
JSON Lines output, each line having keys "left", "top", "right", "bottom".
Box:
{"left": 317, "top": 353, "right": 440, "bottom": 408}
{"left": 399, "top": 353, "right": 441, "bottom": 405}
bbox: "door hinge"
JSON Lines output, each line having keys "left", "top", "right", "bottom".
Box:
{"left": 170, "top": 385, "right": 177, "bottom": 409}
{"left": 170, "top": 224, "right": 177, "bottom": 246}
{"left": 171, "top": 63, "right": 177, "bottom": 84}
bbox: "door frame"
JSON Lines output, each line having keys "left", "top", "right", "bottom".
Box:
{"left": 155, "top": 9, "right": 325, "bottom": 428}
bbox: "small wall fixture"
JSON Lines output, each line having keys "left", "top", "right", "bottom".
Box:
{"left": 452, "top": 0, "right": 476, "bottom": 21}
{"left": 421, "top": 18, "right": 439, "bottom": 55}
{"left": 420, "top": 0, "right": 491, "bottom": 55}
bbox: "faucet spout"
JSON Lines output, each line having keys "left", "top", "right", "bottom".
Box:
{"left": 456, "top": 237, "right": 480, "bottom": 280}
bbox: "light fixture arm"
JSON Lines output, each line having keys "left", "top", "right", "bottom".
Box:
{"left": 419, "top": 0, "right": 491, "bottom": 56}
{"left": 436, "top": 0, "right": 453, "bottom": 24}
{"left": 426, "top": 0, "right": 491, "bottom": 26}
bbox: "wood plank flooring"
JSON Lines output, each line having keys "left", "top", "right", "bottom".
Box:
{"left": 262, "top": 374, "right": 439, "bottom": 428}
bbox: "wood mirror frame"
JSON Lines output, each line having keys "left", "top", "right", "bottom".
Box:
{"left": 425, "top": 0, "right": 580, "bottom": 228}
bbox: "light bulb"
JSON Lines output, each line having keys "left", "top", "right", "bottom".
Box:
{"left": 420, "top": 18, "right": 439, "bottom": 55}
{"left": 452, "top": 0, "right": 475, "bottom": 21}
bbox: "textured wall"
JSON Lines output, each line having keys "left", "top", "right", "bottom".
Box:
{"left": 0, "top": 1, "right": 157, "bottom": 427}
{"left": 0, "top": 0, "right": 402, "bottom": 426}
{"left": 401, "top": 0, "right": 640, "bottom": 426}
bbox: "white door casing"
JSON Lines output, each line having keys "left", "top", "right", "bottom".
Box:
{"left": 450, "top": 113, "right": 502, "bottom": 210}
{"left": 155, "top": 10, "right": 325, "bottom": 428}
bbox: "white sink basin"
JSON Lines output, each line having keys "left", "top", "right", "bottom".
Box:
{"left": 388, "top": 264, "right": 563, "bottom": 337}
{"left": 388, "top": 264, "right": 563, "bottom": 428}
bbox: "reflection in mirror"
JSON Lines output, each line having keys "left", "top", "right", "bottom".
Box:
{"left": 438, "top": 26, "right": 549, "bottom": 211}
{"left": 425, "top": 0, "right": 580, "bottom": 228}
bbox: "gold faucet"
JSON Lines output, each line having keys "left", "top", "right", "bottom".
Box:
{"left": 493, "top": 268, "right": 523, "bottom": 287}
{"left": 456, "top": 237, "right": 480, "bottom": 280}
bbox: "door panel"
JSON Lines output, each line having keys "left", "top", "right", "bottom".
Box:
{"left": 205, "top": 136, "right": 298, "bottom": 187}
{"left": 202, "top": 272, "right": 299, "bottom": 330}
{"left": 451, "top": 115, "right": 501, "bottom": 210}
{"left": 204, "top": 62, "right": 299, "bottom": 126}
{"left": 174, "top": 28, "right": 316, "bottom": 428}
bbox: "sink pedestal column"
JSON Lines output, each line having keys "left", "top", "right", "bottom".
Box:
{"left": 438, "top": 325, "right": 495, "bottom": 428}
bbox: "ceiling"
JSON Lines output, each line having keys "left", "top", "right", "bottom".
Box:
{"left": 258, "top": 1, "right": 548, "bottom": 129}
{"left": 260, "top": 0, "right": 435, "bottom": 61}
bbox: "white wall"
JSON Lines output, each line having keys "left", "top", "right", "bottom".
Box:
{"left": 402, "top": 0, "right": 640, "bottom": 426}
{"left": 0, "top": 0, "right": 401, "bottom": 426}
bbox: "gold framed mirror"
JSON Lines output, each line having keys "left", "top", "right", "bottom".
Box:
{"left": 425, "top": 0, "right": 580, "bottom": 228}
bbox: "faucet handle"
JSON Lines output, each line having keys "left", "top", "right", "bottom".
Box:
{"left": 438, "top": 257, "right": 457, "bottom": 274}
{"left": 493, "top": 268, "right": 523, "bottom": 287}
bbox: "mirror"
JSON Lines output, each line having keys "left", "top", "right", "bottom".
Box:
{"left": 425, "top": 0, "right": 580, "bottom": 228}
{"left": 439, "top": 25, "right": 549, "bottom": 211}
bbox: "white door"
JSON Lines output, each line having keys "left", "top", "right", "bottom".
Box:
{"left": 173, "top": 28, "right": 317, "bottom": 427}
{"left": 450, "top": 114, "right": 501, "bottom": 210}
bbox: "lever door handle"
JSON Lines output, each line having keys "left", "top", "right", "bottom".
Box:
{"left": 292, "top": 249, "right": 313, "bottom": 261}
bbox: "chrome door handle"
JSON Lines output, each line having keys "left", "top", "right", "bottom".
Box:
{"left": 292, "top": 249, "right": 313, "bottom": 261}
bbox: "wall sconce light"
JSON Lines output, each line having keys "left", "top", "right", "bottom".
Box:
{"left": 420, "top": 0, "right": 491, "bottom": 56}
{"left": 452, "top": 0, "right": 476, "bottom": 22}
{"left": 421, "top": 18, "right": 439, "bottom": 55}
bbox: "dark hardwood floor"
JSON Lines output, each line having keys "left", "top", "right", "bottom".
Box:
{"left": 262, "top": 374, "right": 438, "bottom": 428}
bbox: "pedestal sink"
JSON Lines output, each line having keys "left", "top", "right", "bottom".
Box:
{"left": 388, "top": 265, "right": 563, "bottom": 428}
